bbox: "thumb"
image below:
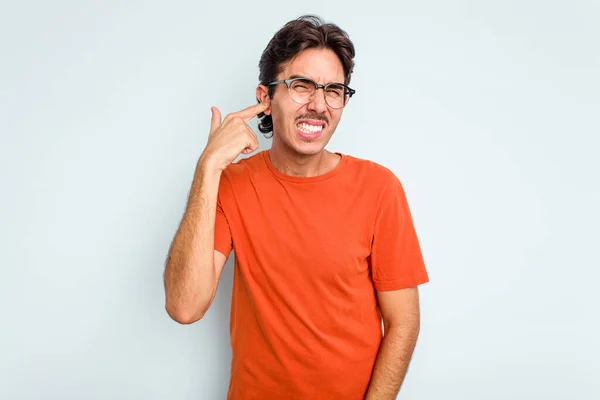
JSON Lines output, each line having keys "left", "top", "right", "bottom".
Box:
{"left": 210, "top": 106, "right": 222, "bottom": 132}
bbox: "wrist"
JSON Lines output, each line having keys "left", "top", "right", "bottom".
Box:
{"left": 197, "top": 154, "right": 224, "bottom": 176}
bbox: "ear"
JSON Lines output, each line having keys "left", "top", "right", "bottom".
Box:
{"left": 256, "top": 85, "right": 272, "bottom": 115}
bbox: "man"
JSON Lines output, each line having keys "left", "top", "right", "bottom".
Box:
{"left": 164, "top": 15, "right": 429, "bottom": 400}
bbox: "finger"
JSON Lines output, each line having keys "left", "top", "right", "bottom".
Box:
{"left": 242, "top": 141, "right": 259, "bottom": 154}
{"left": 241, "top": 129, "right": 259, "bottom": 154}
{"left": 210, "top": 106, "right": 222, "bottom": 132}
{"left": 232, "top": 102, "right": 269, "bottom": 123}
{"left": 245, "top": 126, "right": 259, "bottom": 146}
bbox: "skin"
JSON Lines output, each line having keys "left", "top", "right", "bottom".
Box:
{"left": 365, "top": 287, "right": 421, "bottom": 399}
{"left": 163, "top": 47, "right": 421, "bottom": 399}
{"left": 257, "top": 49, "right": 422, "bottom": 396}
{"left": 256, "top": 47, "right": 345, "bottom": 177}
{"left": 163, "top": 103, "right": 266, "bottom": 323}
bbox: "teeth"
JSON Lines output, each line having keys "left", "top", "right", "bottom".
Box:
{"left": 297, "top": 123, "right": 324, "bottom": 133}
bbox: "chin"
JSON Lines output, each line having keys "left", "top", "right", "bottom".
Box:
{"left": 293, "top": 128, "right": 330, "bottom": 154}
{"left": 295, "top": 146, "right": 324, "bottom": 156}
{"left": 291, "top": 139, "right": 328, "bottom": 156}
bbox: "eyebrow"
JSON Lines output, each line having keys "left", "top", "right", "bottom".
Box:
{"left": 287, "top": 74, "right": 346, "bottom": 86}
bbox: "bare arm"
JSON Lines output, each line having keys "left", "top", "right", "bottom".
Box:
{"left": 365, "top": 287, "right": 421, "bottom": 399}
{"left": 163, "top": 161, "right": 227, "bottom": 324}
{"left": 163, "top": 102, "right": 267, "bottom": 324}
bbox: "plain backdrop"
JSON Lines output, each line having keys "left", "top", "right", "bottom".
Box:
{"left": 1, "top": 1, "right": 598, "bottom": 399}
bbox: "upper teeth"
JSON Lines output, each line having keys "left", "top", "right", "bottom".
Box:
{"left": 297, "top": 123, "right": 323, "bottom": 133}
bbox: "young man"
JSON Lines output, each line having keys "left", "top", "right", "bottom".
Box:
{"left": 164, "top": 15, "right": 429, "bottom": 400}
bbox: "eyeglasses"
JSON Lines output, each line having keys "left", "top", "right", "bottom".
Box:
{"left": 268, "top": 77, "right": 356, "bottom": 109}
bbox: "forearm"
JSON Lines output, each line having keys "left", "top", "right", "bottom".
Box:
{"left": 365, "top": 322, "right": 420, "bottom": 400}
{"left": 164, "top": 159, "right": 221, "bottom": 323}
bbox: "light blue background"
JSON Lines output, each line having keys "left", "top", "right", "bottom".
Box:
{"left": 1, "top": 1, "right": 598, "bottom": 399}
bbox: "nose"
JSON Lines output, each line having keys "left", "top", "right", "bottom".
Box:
{"left": 306, "top": 88, "right": 328, "bottom": 114}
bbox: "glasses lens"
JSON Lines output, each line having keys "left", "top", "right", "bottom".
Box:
{"left": 324, "top": 84, "right": 347, "bottom": 109}
{"left": 288, "top": 79, "right": 350, "bottom": 109}
{"left": 290, "top": 79, "right": 315, "bottom": 104}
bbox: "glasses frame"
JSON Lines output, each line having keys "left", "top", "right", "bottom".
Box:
{"left": 268, "top": 77, "right": 356, "bottom": 109}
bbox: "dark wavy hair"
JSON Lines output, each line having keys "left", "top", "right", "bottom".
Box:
{"left": 257, "top": 15, "right": 356, "bottom": 137}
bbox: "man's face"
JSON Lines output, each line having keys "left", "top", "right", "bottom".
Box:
{"left": 259, "top": 47, "right": 347, "bottom": 156}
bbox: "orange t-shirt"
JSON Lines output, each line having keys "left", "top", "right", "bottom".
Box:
{"left": 214, "top": 150, "right": 429, "bottom": 399}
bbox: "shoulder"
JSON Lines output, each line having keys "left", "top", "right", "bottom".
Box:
{"left": 217, "top": 152, "right": 266, "bottom": 205}
{"left": 343, "top": 153, "right": 402, "bottom": 189}
{"left": 342, "top": 155, "right": 415, "bottom": 220}
{"left": 220, "top": 150, "right": 266, "bottom": 183}
{"left": 342, "top": 153, "right": 409, "bottom": 211}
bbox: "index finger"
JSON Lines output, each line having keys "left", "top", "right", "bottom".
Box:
{"left": 233, "top": 102, "right": 269, "bottom": 123}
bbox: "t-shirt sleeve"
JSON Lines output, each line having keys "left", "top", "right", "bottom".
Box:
{"left": 370, "top": 175, "right": 429, "bottom": 291}
{"left": 214, "top": 182, "right": 233, "bottom": 258}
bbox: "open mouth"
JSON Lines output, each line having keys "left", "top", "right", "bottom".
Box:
{"left": 297, "top": 122, "right": 324, "bottom": 134}
{"left": 295, "top": 120, "right": 326, "bottom": 140}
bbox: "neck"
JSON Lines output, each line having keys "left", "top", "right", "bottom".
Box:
{"left": 268, "top": 141, "right": 340, "bottom": 178}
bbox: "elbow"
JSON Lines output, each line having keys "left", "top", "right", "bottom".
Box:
{"left": 165, "top": 301, "right": 210, "bottom": 325}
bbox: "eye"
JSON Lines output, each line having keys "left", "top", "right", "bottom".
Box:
{"left": 291, "top": 79, "right": 315, "bottom": 92}
{"left": 326, "top": 85, "right": 345, "bottom": 97}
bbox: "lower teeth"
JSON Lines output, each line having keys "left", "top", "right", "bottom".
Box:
{"left": 299, "top": 128, "right": 320, "bottom": 134}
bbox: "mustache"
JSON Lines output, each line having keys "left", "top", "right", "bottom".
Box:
{"left": 295, "top": 114, "right": 329, "bottom": 124}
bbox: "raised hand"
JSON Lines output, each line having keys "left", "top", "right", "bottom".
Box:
{"left": 199, "top": 102, "right": 268, "bottom": 172}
